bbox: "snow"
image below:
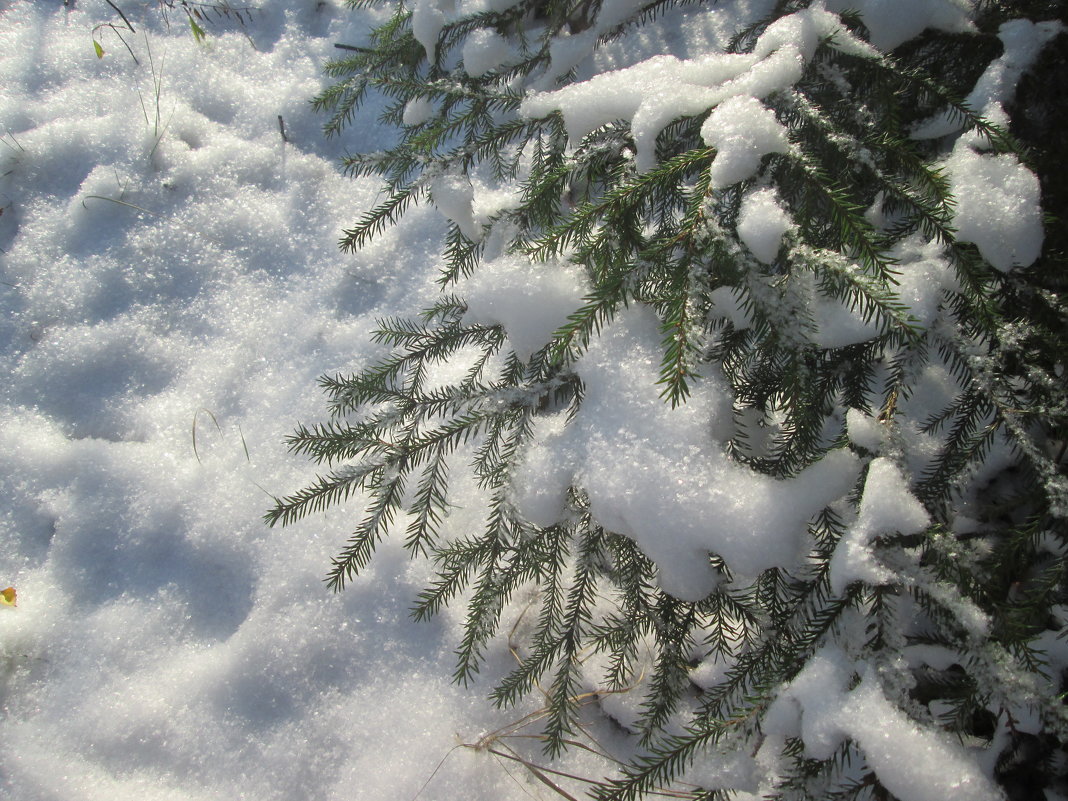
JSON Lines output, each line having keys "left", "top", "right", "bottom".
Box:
{"left": 460, "top": 253, "right": 589, "bottom": 361}
{"left": 509, "top": 305, "right": 861, "bottom": 599}
{"left": 766, "top": 649, "right": 1003, "bottom": 801}
{"left": 0, "top": 3, "right": 556, "bottom": 799}
{"left": 402, "top": 96, "right": 435, "bottom": 126}
{"left": 736, "top": 187, "right": 791, "bottom": 262}
{"left": 844, "top": 670, "right": 1002, "bottom": 801}
{"left": 536, "top": 0, "right": 652, "bottom": 86}
{"left": 822, "top": 0, "right": 976, "bottom": 51}
{"left": 828, "top": 457, "right": 930, "bottom": 594}
{"left": 429, "top": 170, "right": 481, "bottom": 240}
{"left": 520, "top": 7, "right": 857, "bottom": 172}
{"left": 845, "top": 408, "right": 885, "bottom": 452}
{"left": 703, "top": 96, "right": 790, "bottom": 188}
{"left": 912, "top": 16, "right": 1055, "bottom": 271}
{"left": 913, "top": 18, "right": 1063, "bottom": 140}
{"left": 0, "top": 0, "right": 1054, "bottom": 799}
{"left": 411, "top": 0, "right": 452, "bottom": 62}
{"left": 948, "top": 147, "right": 1043, "bottom": 271}
{"left": 708, "top": 285, "right": 752, "bottom": 329}
{"left": 461, "top": 28, "right": 513, "bottom": 77}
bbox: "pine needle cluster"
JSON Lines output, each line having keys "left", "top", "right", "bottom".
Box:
{"left": 268, "top": 1, "right": 1068, "bottom": 798}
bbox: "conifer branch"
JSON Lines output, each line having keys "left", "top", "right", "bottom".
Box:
{"left": 275, "top": 2, "right": 1067, "bottom": 797}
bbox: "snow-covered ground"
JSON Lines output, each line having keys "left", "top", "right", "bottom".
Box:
{"left": 0, "top": 2, "right": 602, "bottom": 798}
{"left": 0, "top": 0, "right": 1058, "bottom": 799}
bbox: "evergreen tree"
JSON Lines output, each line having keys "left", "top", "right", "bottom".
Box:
{"left": 268, "top": 1, "right": 1068, "bottom": 798}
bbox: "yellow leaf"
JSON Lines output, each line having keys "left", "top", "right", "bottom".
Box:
{"left": 1, "top": 587, "right": 16, "bottom": 607}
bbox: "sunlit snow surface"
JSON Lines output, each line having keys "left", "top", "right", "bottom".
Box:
{"left": 0, "top": 2, "right": 566, "bottom": 798}
{"left": 0, "top": 1, "right": 1058, "bottom": 799}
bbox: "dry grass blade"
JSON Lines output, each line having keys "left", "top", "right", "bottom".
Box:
{"left": 192, "top": 408, "right": 222, "bottom": 464}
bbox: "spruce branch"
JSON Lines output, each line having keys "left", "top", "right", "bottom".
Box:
{"left": 274, "top": 1, "right": 1067, "bottom": 797}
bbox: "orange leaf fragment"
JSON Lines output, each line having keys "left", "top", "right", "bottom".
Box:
{"left": 0, "top": 587, "right": 16, "bottom": 607}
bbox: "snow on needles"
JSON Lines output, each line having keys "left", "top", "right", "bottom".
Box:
{"left": 827, "top": 457, "right": 930, "bottom": 595}
{"left": 948, "top": 147, "right": 1044, "bottom": 271}
{"left": 460, "top": 253, "right": 589, "bottom": 361}
{"left": 737, "top": 187, "right": 792, "bottom": 263}
{"left": 915, "top": 17, "right": 1058, "bottom": 271}
{"left": 764, "top": 648, "right": 1003, "bottom": 801}
{"left": 520, "top": 7, "right": 869, "bottom": 172}
{"left": 821, "top": 0, "right": 976, "bottom": 51}
{"left": 511, "top": 305, "right": 861, "bottom": 600}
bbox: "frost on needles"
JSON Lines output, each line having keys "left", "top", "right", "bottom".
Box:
{"left": 268, "top": 1, "right": 1068, "bottom": 799}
